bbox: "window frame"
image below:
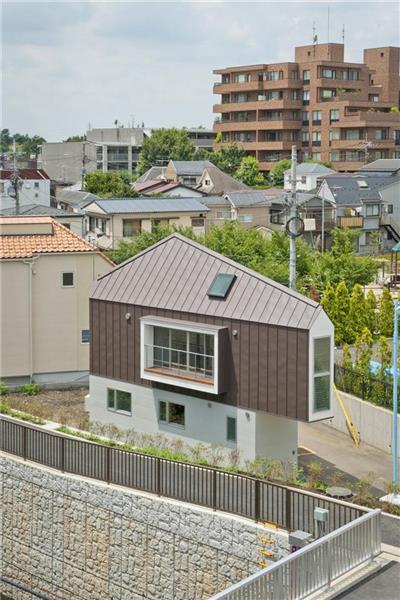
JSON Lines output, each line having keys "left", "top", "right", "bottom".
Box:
{"left": 158, "top": 400, "right": 185, "bottom": 428}
{"left": 312, "top": 336, "right": 332, "bottom": 414}
{"left": 365, "top": 204, "right": 380, "bottom": 217}
{"left": 226, "top": 416, "right": 237, "bottom": 443}
{"left": 61, "top": 271, "right": 74, "bottom": 288}
{"left": 107, "top": 388, "right": 132, "bottom": 415}
{"left": 81, "top": 329, "right": 90, "bottom": 344}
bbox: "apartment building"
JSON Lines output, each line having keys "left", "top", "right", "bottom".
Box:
{"left": 213, "top": 43, "right": 400, "bottom": 173}
{"left": 0, "top": 168, "right": 51, "bottom": 210}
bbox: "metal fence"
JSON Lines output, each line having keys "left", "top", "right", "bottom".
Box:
{"left": 0, "top": 416, "right": 366, "bottom": 534}
{"left": 210, "top": 509, "right": 381, "bottom": 599}
{"left": 334, "top": 364, "right": 399, "bottom": 411}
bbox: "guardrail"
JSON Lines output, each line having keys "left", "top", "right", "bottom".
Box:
{"left": 0, "top": 416, "right": 366, "bottom": 534}
{"left": 210, "top": 509, "right": 381, "bottom": 599}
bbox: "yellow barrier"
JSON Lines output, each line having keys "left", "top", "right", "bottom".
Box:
{"left": 333, "top": 384, "right": 359, "bottom": 448}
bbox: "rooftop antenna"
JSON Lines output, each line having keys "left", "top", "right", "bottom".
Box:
{"left": 327, "top": 4, "right": 331, "bottom": 58}
{"left": 342, "top": 24, "right": 345, "bottom": 44}
{"left": 312, "top": 22, "right": 318, "bottom": 57}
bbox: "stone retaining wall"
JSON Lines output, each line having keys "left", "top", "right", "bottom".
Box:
{"left": 0, "top": 454, "right": 289, "bottom": 600}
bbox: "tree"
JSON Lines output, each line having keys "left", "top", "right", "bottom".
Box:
{"left": 268, "top": 159, "right": 291, "bottom": 187}
{"left": 84, "top": 171, "right": 139, "bottom": 198}
{"left": 63, "top": 134, "right": 86, "bottom": 142}
{"left": 320, "top": 284, "right": 336, "bottom": 324}
{"left": 314, "top": 229, "right": 379, "bottom": 291}
{"left": 354, "top": 327, "right": 373, "bottom": 374}
{"left": 349, "top": 284, "right": 367, "bottom": 339}
{"left": 0, "top": 128, "right": 12, "bottom": 153}
{"left": 334, "top": 282, "right": 353, "bottom": 345}
{"left": 136, "top": 128, "right": 196, "bottom": 174}
{"left": 378, "top": 287, "right": 394, "bottom": 337}
{"left": 235, "top": 156, "right": 264, "bottom": 186}
{"left": 209, "top": 143, "right": 246, "bottom": 175}
{"left": 365, "top": 290, "right": 377, "bottom": 335}
{"left": 108, "top": 225, "right": 196, "bottom": 264}
{"left": 19, "top": 135, "right": 46, "bottom": 158}
{"left": 377, "top": 336, "right": 391, "bottom": 380}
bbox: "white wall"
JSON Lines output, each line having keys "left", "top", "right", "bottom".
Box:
{"left": 308, "top": 309, "right": 335, "bottom": 422}
{"left": 87, "top": 375, "right": 298, "bottom": 465}
{"left": 0, "top": 178, "right": 51, "bottom": 210}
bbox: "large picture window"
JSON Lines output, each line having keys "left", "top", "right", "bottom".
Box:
{"left": 152, "top": 327, "right": 214, "bottom": 379}
{"left": 313, "top": 337, "right": 331, "bottom": 412}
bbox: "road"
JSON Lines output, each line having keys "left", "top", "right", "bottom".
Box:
{"left": 334, "top": 561, "right": 400, "bottom": 600}
{"left": 298, "top": 421, "right": 392, "bottom": 494}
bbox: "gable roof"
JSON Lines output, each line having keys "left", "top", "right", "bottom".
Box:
{"left": 199, "top": 195, "right": 231, "bottom": 207}
{"left": 0, "top": 204, "right": 82, "bottom": 218}
{"left": 358, "top": 159, "right": 400, "bottom": 173}
{"left": 284, "top": 163, "right": 336, "bottom": 176}
{"left": 91, "top": 233, "right": 321, "bottom": 329}
{"left": 87, "top": 197, "right": 209, "bottom": 215}
{"left": 133, "top": 180, "right": 205, "bottom": 196}
{"left": 0, "top": 168, "right": 50, "bottom": 180}
{"left": 320, "top": 174, "right": 399, "bottom": 206}
{"left": 199, "top": 165, "right": 250, "bottom": 195}
{"left": 0, "top": 216, "right": 111, "bottom": 261}
{"left": 171, "top": 160, "right": 213, "bottom": 176}
{"left": 225, "top": 190, "right": 271, "bottom": 207}
{"left": 136, "top": 166, "right": 166, "bottom": 182}
{"left": 56, "top": 189, "right": 99, "bottom": 209}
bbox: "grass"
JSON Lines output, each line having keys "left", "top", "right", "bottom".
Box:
{"left": 0, "top": 401, "right": 46, "bottom": 425}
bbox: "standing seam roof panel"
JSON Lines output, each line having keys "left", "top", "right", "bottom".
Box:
{"left": 149, "top": 244, "right": 199, "bottom": 309}
{"left": 185, "top": 255, "right": 220, "bottom": 314}
{"left": 267, "top": 293, "right": 293, "bottom": 326}
{"left": 116, "top": 247, "right": 163, "bottom": 304}
{"left": 276, "top": 296, "right": 301, "bottom": 328}
{"left": 259, "top": 289, "right": 283, "bottom": 324}
{"left": 204, "top": 264, "right": 239, "bottom": 318}
{"left": 239, "top": 280, "right": 269, "bottom": 322}
{"left": 133, "top": 242, "right": 182, "bottom": 307}
{"left": 172, "top": 251, "right": 214, "bottom": 313}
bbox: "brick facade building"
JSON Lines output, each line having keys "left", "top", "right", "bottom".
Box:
{"left": 213, "top": 43, "right": 400, "bottom": 172}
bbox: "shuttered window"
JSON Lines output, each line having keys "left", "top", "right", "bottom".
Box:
{"left": 313, "top": 337, "right": 331, "bottom": 412}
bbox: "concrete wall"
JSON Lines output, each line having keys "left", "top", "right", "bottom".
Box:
{"left": 0, "top": 453, "right": 289, "bottom": 600}
{"left": 326, "top": 390, "right": 400, "bottom": 457}
{"left": 0, "top": 178, "right": 50, "bottom": 210}
{"left": 87, "top": 375, "right": 298, "bottom": 465}
{"left": 0, "top": 253, "right": 111, "bottom": 381}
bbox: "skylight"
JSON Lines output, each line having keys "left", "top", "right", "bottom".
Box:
{"left": 207, "top": 273, "right": 236, "bottom": 299}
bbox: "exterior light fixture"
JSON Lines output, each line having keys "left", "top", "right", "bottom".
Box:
{"left": 125, "top": 313, "right": 131, "bottom": 320}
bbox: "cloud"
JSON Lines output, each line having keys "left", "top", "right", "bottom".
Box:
{"left": 2, "top": 1, "right": 399, "bottom": 140}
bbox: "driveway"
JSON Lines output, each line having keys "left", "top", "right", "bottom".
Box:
{"left": 334, "top": 561, "right": 400, "bottom": 599}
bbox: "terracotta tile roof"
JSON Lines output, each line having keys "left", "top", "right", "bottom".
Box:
{"left": 0, "top": 216, "right": 113, "bottom": 262}
{"left": 0, "top": 168, "right": 50, "bottom": 180}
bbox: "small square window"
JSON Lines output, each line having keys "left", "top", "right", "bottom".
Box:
{"left": 81, "top": 329, "right": 90, "bottom": 344}
{"left": 34, "top": 182, "right": 39, "bottom": 189}
{"left": 227, "top": 417, "right": 237, "bottom": 443}
{"left": 107, "top": 388, "right": 131, "bottom": 414}
{"left": 62, "top": 272, "right": 74, "bottom": 287}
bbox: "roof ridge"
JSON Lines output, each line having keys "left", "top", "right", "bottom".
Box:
{"left": 96, "top": 232, "right": 317, "bottom": 308}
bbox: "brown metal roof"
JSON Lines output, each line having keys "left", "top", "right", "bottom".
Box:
{"left": 91, "top": 234, "right": 321, "bottom": 329}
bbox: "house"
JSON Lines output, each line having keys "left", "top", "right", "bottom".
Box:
{"left": 83, "top": 197, "right": 209, "bottom": 249}
{"left": 0, "top": 204, "right": 84, "bottom": 237}
{"left": 132, "top": 179, "right": 205, "bottom": 197}
{"left": 0, "top": 216, "right": 113, "bottom": 386}
{"left": 197, "top": 164, "right": 250, "bottom": 195}
{"left": 164, "top": 160, "right": 214, "bottom": 186}
{"left": 0, "top": 168, "right": 51, "bottom": 210}
{"left": 87, "top": 233, "right": 334, "bottom": 464}
{"left": 55, "top": 189, "right": 100, "bottom": 214}
{"left": 317, "top": 174, "right": 400, "bottom": 252}
{"left": 136, "top": 166, "right": 167, "bottom": 183}
{"left": 283, "top": 163, "right": 337, "bottom": 192}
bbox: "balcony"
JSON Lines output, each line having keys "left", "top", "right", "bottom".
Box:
{"left": 140, "top": 317, "right": 227, "bottom": 394}
{"left": 337, "top": 216, "right": 363, "bottom": 228}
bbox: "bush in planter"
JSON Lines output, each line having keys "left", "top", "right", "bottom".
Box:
{"left": 0, "top": 380, "right": 8, "bottom": 396}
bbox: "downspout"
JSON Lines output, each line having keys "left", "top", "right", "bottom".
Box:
{"left": 22, "top": 257, "right": 38, "bottom": 383}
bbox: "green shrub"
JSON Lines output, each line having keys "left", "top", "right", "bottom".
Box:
{"left": 0, "top": 400, "right": 45, "bottom": 424}
{"left": 0, "top": 401, "right": 12, "bottom": 415}
{"left": 19, "top": 383, "right": 41, "bottom": 396}
{"left": 0, "top": 380, "right": 8, "bottom": 396}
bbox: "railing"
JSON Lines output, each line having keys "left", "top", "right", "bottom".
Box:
{"left": 210, "top": 509, "right": 381, "bottom": 599}
{"left": 334, "top": 364, "right": 399, "bottom": 411}
{"left": 337, "top": 216, "right": 364, "bottom": 228}
{"left": 0, "top": 416, "right": 366, "bottom": 533}
{"left": 144, "top": 344, "right": 214, "bottom": 380}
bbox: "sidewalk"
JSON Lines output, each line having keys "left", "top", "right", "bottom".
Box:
{"left": 298, "top": 421, "right": 392, "bottom": 493}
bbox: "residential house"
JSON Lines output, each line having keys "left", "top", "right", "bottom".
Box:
{"left": 303, "top": 173, "right": 400, "bottom": 252}
{"left": 132, "top": 179, "right": 205, "bottom": 197}
{"left": 164, "top": 160, "right": 214, "bottom": 186}
{"left": 83, "top": 197, "right": 209, "bottom": 249}
{"left": 213, "top": 43, "right": 400, "bottom": 172}
{"left": 0, "top": 168, "right": 51, "bottom": 210}
{"left": 55, "top": 189, "right": 100, "bottom": 213}
{"left": 136, "top": 166, "right": 167, "bottom": 183}
{"left": 0, "top": 216, "right": 113, "bottom": 385}
{"left": 0, "top": 204, "right": 84, "bottom": 237}
{"left": 283, "top": 162, "right": 337, "bottom": 191}
{"left": 87, "top": 233, "right": 334, "bottom": 464}
{"left": 196, "top": 164, "right": 250, "bottom": 195}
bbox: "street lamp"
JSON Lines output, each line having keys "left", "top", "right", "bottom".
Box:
{"left": 381, "top": 298, "right": 400, "bottom": 505}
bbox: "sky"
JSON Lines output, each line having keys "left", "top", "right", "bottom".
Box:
{"left": 2, "top": 0, "right": 399, "bottom": 141}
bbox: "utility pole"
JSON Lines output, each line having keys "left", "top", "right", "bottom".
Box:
{"left": 10, "top": 138, "right": 21, "bottom": 215}
{"left": 289, "top": 145, "right": 297, "bottom": 290}
{"left": 321, "top": 181, "right": 325, "bottom": 252}
{"left": 81, "top": 141, "right": 86, "bottom": 191}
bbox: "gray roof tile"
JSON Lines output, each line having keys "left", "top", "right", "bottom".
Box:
{"left": 90, "top": 197, "right": 209, "bottom": 214}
